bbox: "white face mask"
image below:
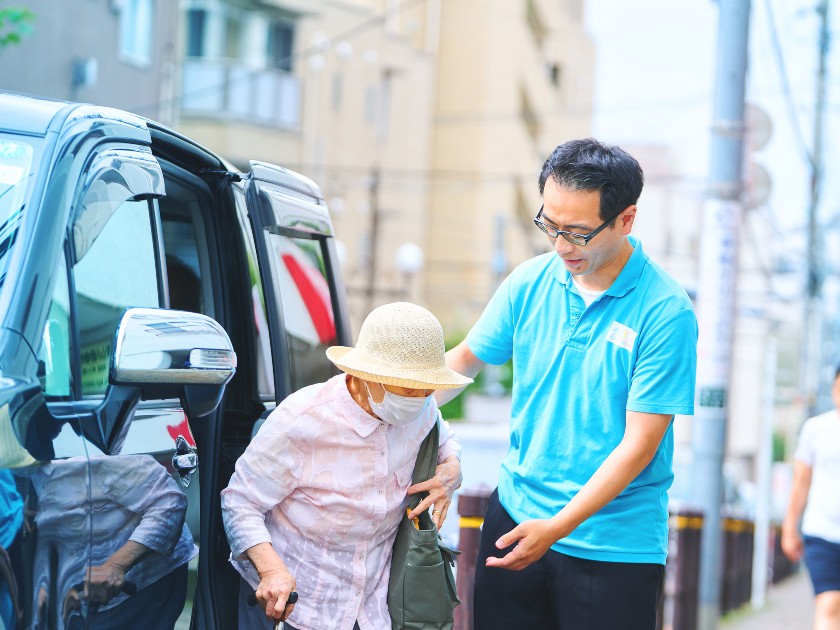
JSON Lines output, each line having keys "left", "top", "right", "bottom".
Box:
{"left": 367, "top": 384, "right": 431, "bottom": 426}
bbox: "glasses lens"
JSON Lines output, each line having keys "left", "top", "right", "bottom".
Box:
{"left": 562, "top": 233, "right": 587, "bottom": 246}
{"left": 534, "top": 220, "right": 555, "bottom": 238}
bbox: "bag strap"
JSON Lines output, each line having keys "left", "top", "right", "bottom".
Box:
{"left": 406, "top": 418, "right": 440, "bottom": 510}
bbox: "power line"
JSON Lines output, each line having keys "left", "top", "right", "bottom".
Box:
{"left": 762, "top": 0, "right": 815, "bottom": 169}
{"left": 279, "top": 161, "right": 708, "bottom": 191}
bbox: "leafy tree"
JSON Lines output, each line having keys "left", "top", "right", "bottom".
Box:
{"left": 0, "top": 6, "right": 34, "bottom": 48}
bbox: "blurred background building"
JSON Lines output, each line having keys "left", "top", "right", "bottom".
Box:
{"left": 424, "top": 0, "right": 592, "bottom": 330}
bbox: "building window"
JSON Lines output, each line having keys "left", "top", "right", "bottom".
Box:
{"left": 119, "top": 0, "right": 154, "bottom": 66}
{"left": 186, "top": 8, "right": 207, "bottom": 58}
{"left": 267, "top": 19, "right": 294, "bottom": 72}
{"left": 181, "top": 4, "right": 301, "bottom": 128}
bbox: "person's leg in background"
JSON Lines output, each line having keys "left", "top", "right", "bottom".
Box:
{"left": 804, "top": 536, "right": 840, "bottom": 630}
{"left": 813, "top": 592, "right": 840, "bottom": 630}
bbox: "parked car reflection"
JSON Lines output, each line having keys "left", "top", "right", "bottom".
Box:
{"left": 17, "top": 454, "right": 197, "bottom": 629}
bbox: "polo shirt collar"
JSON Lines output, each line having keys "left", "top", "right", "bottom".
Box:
{"left": 605, "top": 236, "right": 647, "bottom": 298}
{"left": 553, "top": 236, "right": 647, "bottom": 298}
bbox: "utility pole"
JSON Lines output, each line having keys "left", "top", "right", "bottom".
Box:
{"left": 751, "top": 333, "right": 776, "bottom": 609}
{"left": 691, "top": 2, "right": 750, "bottom": 629}
{"left": 366, "top": 167, "right": 381, "bottom": 315}
{"left": 802, "top": 0, "right": 830, "bottom": 420}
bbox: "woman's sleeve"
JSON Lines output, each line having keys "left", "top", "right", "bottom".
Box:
{"left": 221, "top": 406, "right": 303, "bottom": 559}
{"left": 436, "top": 411, "right": 461, "bottom": 464}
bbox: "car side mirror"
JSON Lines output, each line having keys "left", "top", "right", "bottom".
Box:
{"left": 112, "top": 308, "right": 237, "bottom": 419}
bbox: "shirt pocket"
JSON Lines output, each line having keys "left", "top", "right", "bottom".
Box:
{"left": 394, "top": 464, "right": 414, "bottom": 492}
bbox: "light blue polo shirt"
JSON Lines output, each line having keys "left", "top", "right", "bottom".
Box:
{"left": 466, "top": 238, "right": 697, "bottom": 564}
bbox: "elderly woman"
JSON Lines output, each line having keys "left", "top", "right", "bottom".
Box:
{"left": 222, "top": 302, "right": 472, "bottom": 630}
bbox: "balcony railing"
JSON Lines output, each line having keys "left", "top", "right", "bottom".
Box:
{"left": 181, "top": 59, "right": 301, "bottom": 129}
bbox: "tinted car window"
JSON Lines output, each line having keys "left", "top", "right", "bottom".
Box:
{"left": 39, "top": 257, "right": 73, "bottom": 399}
{"left": 74, "top": 199, "right": 160, "bottom": 396}
{"left": 0, "top": 134, "right": 40, "bottom": 293}
{"left": 233, "top": 187, "right": 275, "bottom": 400}
{"left": 268, "top": 231, "right": 337, "bottom": 392}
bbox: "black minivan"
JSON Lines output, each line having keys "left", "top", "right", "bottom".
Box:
{"left": 0, "top": 92, "right": 351, "bottom": 629}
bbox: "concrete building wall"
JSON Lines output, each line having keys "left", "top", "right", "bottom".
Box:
{"left": 174, "top": 0, "right": 439, "bottom": 332}
{"left": 424, "top": 0, "right": 594, "bottom": 332}
{"left": 0, "top": 0, "right": 179, "bottom": 125}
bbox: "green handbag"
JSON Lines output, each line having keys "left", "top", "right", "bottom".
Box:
{"left": 387, "top": 419, "right": 461, "bottom": 630}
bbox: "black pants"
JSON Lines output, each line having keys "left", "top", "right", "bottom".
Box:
{"left": 284, "top": 623, "right": 360, "bottom": 630}
{"left": 474, "top": 489, "right": 664, "bottom": 630}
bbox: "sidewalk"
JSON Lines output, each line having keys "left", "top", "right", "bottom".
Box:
{"left": 720, "top": 569, "right": 814, "bottom": 630}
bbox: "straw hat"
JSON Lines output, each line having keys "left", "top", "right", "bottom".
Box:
{"left": 326, "top": 302, "right": 473, "bottom": 390}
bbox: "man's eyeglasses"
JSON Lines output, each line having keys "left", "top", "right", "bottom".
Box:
{"left": 533, "top": 205, "right": 619, "bottom": 246}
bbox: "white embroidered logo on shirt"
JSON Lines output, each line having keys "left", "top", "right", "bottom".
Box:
{"left": 607, "top": 321, "right": 638, "bottom": 351}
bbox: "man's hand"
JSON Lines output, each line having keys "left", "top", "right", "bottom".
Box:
{"left": 407, "top": 455, "right": 462, "bottom": 529}
{"left": 255, "top": 565, "right": 297, "bottom": 622}
{"left": 781, "top": 524, "right": 804, "bottom": 563}
{"left": 485, "top": 519, "right": 561, "bottom": 571}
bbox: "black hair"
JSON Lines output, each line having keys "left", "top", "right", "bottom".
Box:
{"left": 538, "top": 138, "right": 644, "bottom": 223}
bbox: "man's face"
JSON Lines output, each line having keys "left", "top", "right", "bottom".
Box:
{"left": 539, "top": 180, "right": 636, "bottom": 290}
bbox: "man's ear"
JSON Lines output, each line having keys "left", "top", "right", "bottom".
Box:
{"left": 620, "top": 205, "right": 637, "bottom": 234}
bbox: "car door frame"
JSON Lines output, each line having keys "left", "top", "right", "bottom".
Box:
{"left": 243, "top": 161, "right": 353, "bottom": 402}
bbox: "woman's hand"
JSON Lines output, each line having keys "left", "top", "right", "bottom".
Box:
{"left": 245, "top": 542, "right": 297, "bottom": 622}
{"left": 255, "top": 565, "right": 297, "bottom": 622}
{"left": 407, "top": 455, "right": 462, "bottom": 529}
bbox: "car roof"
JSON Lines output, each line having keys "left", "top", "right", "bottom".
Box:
{"left": 0, "top": 92, "right": 72, "bottom": 135}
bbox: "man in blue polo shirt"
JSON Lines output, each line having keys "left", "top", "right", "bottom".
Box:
{"left": 440, "top": 138, "right": 698, "bottom": 629}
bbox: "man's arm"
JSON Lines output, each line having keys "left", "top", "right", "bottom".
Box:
{"left": 486, "top": 410, "right": 672, "bottom": 570}
{"left": 435, "top": 341, "right": 486, "bottom": 406}
{"left": 781, "top": 460, "right": 812, "bottom": 562}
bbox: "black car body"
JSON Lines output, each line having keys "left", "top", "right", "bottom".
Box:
{"left": 0, "top": 92, "right": 351, "bottom": 629}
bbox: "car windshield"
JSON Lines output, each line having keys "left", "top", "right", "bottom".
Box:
{"left": 0, "top": 133, "right": 41, "bottom": 292}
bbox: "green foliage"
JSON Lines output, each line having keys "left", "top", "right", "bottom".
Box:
{"left": 0, "top": 7, "right": 35, "bottom": 48}
{"left": 438, "top": 333, "right": 513, "bottom": 421}
{"left": 772, "top": 432, "right": 786, "bottom": 462}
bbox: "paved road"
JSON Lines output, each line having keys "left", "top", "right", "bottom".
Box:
{"left": 720, "top": 569, "right": 814, "bottom": 630}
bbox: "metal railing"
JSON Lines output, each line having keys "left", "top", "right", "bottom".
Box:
{"left": 181, "top": 59, "right": 301, "bottom": 129}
